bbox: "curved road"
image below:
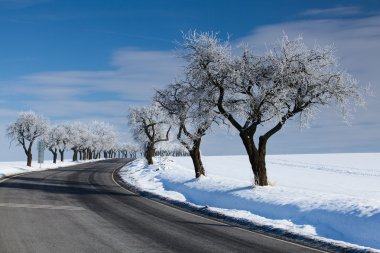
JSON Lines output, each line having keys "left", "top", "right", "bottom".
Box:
{"left": 0, "top": 159, "right": 323, "bottom": 253}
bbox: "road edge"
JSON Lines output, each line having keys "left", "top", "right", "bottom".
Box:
{"left": 112, "top": 163, "right": 377, "bottom": 253}
{"left": 0, "top": 159, "right": 107, "bottom": 184}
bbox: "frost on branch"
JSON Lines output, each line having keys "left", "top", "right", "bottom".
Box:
{"left": 179, "top": 31, "right": 365, "bottom": 186}
{"left": 155, "top": 78, "right": 220, "bottom": 178}
{"left": 43, "top": 124, "right": 69, "bottom": 163}
{"left": 264, "top": 35, "right": 364, "bottom": 127}
{"left": 128, "top": 103, "right": 171, "bottom": 164}
{"left": 7, "top": 111, "right": 48, "bottom": 166}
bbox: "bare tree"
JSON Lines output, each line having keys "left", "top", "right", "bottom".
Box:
{"left": 155, "top": 81, "right": 218, "bottom": 178}
{"left": 180, "top": 31, "right": 364, "bottom": 186}
{"left": 128, "top": 104, "right": 171, "bottom": 164}
{"left": 7, "top": 111, "right": 48, "bottom": 166}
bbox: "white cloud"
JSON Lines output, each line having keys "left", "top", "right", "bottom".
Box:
{"left": 301, "top": 6, "right": 361, "bottom": 17}
{"left": 1, "top": 14, "right": 380, "bottom": 161}
{"left": 21, "top": 48, "right": 182, "bottom": 101}
{"left": 0, "top": 48, "right": 182, "bottom": 160}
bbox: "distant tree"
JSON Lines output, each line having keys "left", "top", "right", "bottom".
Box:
{"left": 89, "top": 121, "right": 115, "bottom": 159}
{"left": 7, "top": 111, "right": 48, "bottom": 166}
{"left": 120, "top": 143, "right": 139, "bottom": 158}
{"left": 43, "top": 125, "right": 60, "bottom": 163}
{"left": 65, "top": 122, "right": 81, "bottom": 161}
{"left": 128, "top": 104, "right": 171, "bottom": 164}
{"left": 155, "top": 81, "right": 218, "bottom": 178}
{"left": 65, "top": 121, "right": 119, "bottom": 161}
{"left": 180, "top": 31, "right": 364, "bottom": 186}
{"left": 57, "top": 125, "right": 70, "bottom": 162}
{"left": 155, "top": 141, "right": 189, "bottom": 157}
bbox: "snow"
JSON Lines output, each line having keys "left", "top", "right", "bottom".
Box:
{"left": 0, "top": 159, "right": 103, "bottom": 181}
{"left": 119, "top": 153, "right": 380, "bottom": 251}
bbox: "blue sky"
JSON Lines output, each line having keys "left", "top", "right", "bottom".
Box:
{"left": 0, "top": 0, "right": 380, "bottom": 160}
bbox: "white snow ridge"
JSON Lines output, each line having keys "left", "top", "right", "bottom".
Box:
{"left": 119, "top": 153, "right": 380, "bottom": 252}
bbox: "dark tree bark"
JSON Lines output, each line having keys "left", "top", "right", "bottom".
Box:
{"left": 215, "top": 84, "right": 272, "bottom": 186}
{"left": 189, "top": 139, "right": 205, "bottom": 178}
{"left": 59, "top": 149, "right": 64, "bottom": 162}
{"left": 27, "top": 153, "right": 32, "bottom": 167}
{"left": 89, "top": 149, "right": 93, "bottom": 160}
{"left": 145, "top": 144, "right": 155, "bottom": 165}
{"left": 176, "top": 123, "right": 207, "bottom": 179}
{"left": 49, "top": 148, "right": 58, "bottom": 164}
{"left": 72, "top": 148, "right": 78, "bottom": 161}
{"left": 239, "top": 132, "right": 268, "bottom": 186}
{"left": 22, "top": 141, "right": 34, "bottom": 167}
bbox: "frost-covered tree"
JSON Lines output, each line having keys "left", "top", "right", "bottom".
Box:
{"left": 65, "top": 121, "right": 86, "bottom": 161}
{"left": 155, "top": 141, "right": 188, "bottom": 157}
{"left": 65, "top": 121, "right": 119, "bottom": 161}
{"left": 181, "top": 31, "right": 364, "bottom": 186}
{"left": 120, "top": 143, "right": 139, "bottom": 158}
{"left": 53, "top": 124, "right": 70, "bottom": 162}
{"left": 88, "top": 121, "right": 115, "bottom": 159}
{"left": 128, "top": 104, "right": 171, "bottom": 164}
{"left": 155, "top": 81, "right": 218, "bottom": 178}
{"left": 44, "top": 131, "right": 58, "bottom": 164}
{"left": 6, "top": 111, "right": 48, "bottom": 166}
{"left": 44, "top": 124, "right": 64, "bottom": 163}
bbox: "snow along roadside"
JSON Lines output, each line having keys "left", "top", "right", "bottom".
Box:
{"left": 0, "top": 159, "right": 105, "bottom": 182}
{"left": 119, "top": 157, "right": 380, "bottom": 253}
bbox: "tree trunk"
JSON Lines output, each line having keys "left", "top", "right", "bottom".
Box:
{"left": 239, "top": 132, "right": 268, "bottom": 186}
{"left": 59, "top": 150, "right": 64, "bottom": 162}
{"left": 256, "top": 151, "right": 268, "bottom": 186}
{"left": 49, "top": 148, "right": 57, "bottom": 164}
{"left": 27, "top": 152, "right": 32, "bottom": 167}
{"left": 189, "top": 140, "right": 205, "bottom": 178}
{"left": 72, "top": 148, "right": 78, "bottom": 161}
{"left": 104, "top": 151, "right": 108, "bottom": 159}
{"left": 145, "top": 144, "right": 155, "bottom": 165}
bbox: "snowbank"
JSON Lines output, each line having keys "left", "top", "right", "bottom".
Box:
{"left": 0, "top": 159, "right": 104, "bottom": 181}
{"left": 119, "top": 154, "right": 380, "bottom": 251}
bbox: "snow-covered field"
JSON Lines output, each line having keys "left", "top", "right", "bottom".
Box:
{"left": 0, "top": 159, "right": 102, "bottom": 181}
{"left": 119, "top": 153, "right": 380, "bottom": 251}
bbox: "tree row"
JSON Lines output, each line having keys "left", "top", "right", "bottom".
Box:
{"left": 6, "top": 111, "right": 139, "bottom": 166}
{"left": 128, "top": 31, "right": 364, "bottom": 186}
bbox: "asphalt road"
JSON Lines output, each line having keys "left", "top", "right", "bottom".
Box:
{"left": 0, "top": 159, "right": 324, "bottom": 253}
